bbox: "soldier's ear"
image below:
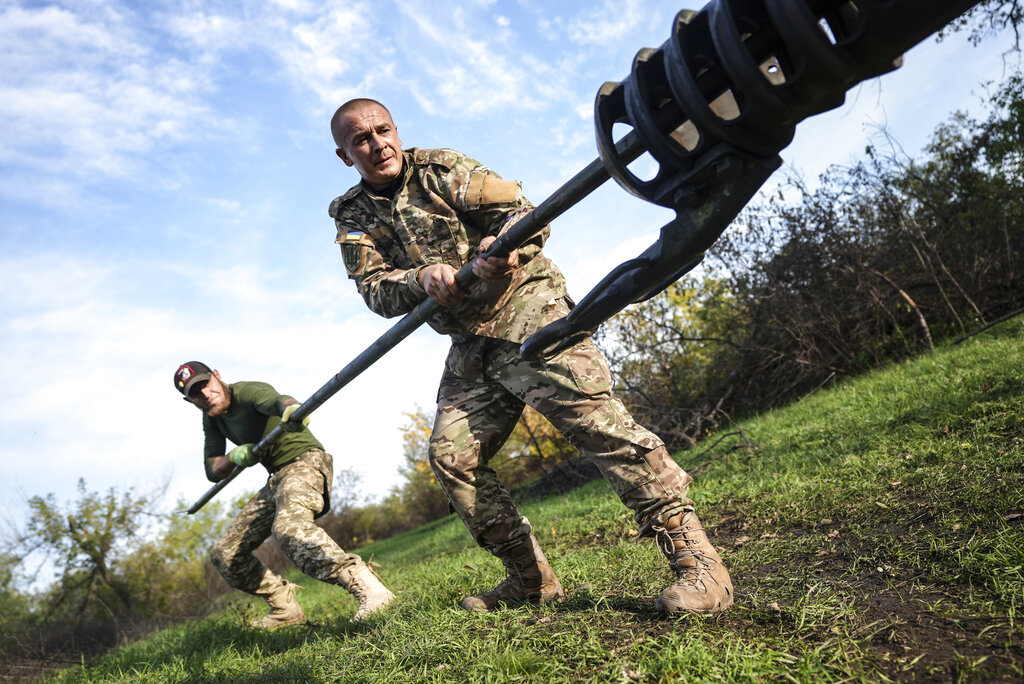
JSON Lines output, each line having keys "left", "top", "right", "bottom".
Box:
{"left": 336, "top": 148, "right": 354, "bottom": 166}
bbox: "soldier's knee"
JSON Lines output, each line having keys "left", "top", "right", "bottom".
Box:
{"left": 429, "top": 444, "right": 477, "bottom": 484}
{"left": 271, "top": 516, "right": 301, "bottom": 546}
{"left": 210, "top": 543, "right": 229, "bottom": 573}
{"left": 427, "top": 442, "right": 453, "bottom": 474}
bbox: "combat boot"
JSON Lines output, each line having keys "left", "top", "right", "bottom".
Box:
{"left": 653, "top": 510, "right": 733, "bottom": 614}
{"left": 462, "top": 535, "right": 564, "bottom": 612}
{"left": 338, "top": 561, "right": 396, "bottom": 622}
{"left": 253, "top": 578, "right": 306, "bottom": 629}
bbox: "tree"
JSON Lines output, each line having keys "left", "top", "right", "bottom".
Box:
{"left": 14, "top": 479, "right": 155, "bottom": 622}
{"left": 595, "top": 275, "right": 742, "bottom": 449}
{"left": 394, "top": 407, "right": 451, "bottom": 526}
{"left": 940, "top": 0, "right": 1024, "bottom": 49}
{"left": 116, "top": 498, "right": 232, "bottom": 619}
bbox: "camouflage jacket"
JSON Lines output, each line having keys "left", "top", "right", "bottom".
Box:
{"left": 329, "top": 148, "right": 572, "bottom": 343}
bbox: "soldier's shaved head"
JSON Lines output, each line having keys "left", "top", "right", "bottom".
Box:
{"left": 332, "top": 98, "right": 404, "bottom": 190}
{"left": 331, "top": 99, "right": 392, "bottom": 149}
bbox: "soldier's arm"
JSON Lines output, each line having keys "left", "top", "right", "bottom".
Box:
{"left": 202, "top": 414, "right": 228, "bottom": 483}
{"left": 234, "top": 381, "right": 295, "bottom": 418}
{"left": 210, "top": 455, "right": 234, "bottom": 480}
{"left": 329, "top": 186, "right": 431, "bottom": 318}
{"left": 339, "top": 228, "right": 430, "bottom": 316}
{"left": 446, "top": 155, "right": 549, "bottom": 264}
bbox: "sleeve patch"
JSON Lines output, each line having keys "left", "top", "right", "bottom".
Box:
{"left": 339, "top": 230, "right": 374, "bottom": 274}
{"left": 466, "top": 172, "right": 520, "bottom": 208}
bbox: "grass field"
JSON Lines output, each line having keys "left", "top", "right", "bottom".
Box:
{"left": 52, "top": 326, "right": 1023, "bottom": 682}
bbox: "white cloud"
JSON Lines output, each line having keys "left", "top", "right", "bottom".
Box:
{"left": 565, "top": 0, "right": 647, "bottom": 46}
{"left": 394, "top": 2, "right": 550, "bottom": 117}
{"left": 0, "top": 3, "right": 223, "bottom": 205}
{"left": 269, "top": 0, "right": 319, "bottom": 13}
{"left": 269, "top": 1, "right": 383, "bottom": 109}
{"left": 164, "top": 11, "right": 248, "bottom": 54}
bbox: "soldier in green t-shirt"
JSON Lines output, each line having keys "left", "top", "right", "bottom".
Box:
{"left": 174, "top": 361, "right": 395, "bottom": 627}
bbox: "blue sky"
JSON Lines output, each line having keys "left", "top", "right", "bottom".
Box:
{"left": 0, "top": 0, "right": 1015, "bottom": 550}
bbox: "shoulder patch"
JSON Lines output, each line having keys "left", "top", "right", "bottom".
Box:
{"left": 465, "top": 171, "right": 521, "bottom": 209}
{"left": 338, "top": 230, "right": 374, "bottom": 274}
{"left": 412, "top": 147, "right": 460, "bottom": 170}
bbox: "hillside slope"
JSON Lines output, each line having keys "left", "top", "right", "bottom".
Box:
{"left": 55, "top": 327, "right": 1023, "bottom": 683}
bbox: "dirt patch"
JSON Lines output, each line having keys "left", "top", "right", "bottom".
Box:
{"left": 852, "top": 572, "right": 1021, "bottom": 682}
{"left": 720, "top": 528, "right": 1022, "bottom": 681}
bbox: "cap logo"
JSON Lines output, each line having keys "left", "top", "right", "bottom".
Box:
{"left": 176, "top": 365, "right": 193, "bottom": 389}
{"left": 174, "top": 361, "right": 212, "bottom": 395}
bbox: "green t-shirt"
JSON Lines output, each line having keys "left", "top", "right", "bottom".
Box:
{"left": 202, "top": 381, "right": 323, "bottom": 481}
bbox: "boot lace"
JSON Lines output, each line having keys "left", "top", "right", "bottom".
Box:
{"left": 656, "top": 517, "right": 714, "bottom": 590}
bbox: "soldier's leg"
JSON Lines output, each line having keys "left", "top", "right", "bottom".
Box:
{"left": 429, "top": 357, "right": 564, "bottom": 611}
{"left": 210, "top": 486, "right": 278, "bottom": 593}
{"left": 429, "top": 370, "right": 529, "bottom": 555}
{"left": 493, "top": 338, "right": 733, "bottom": 613}
{"left": 210, "top": 486, "right": 307, "bottom": 628}
{"left": 270, "top": 449, "right": 394, "bottom": 621}
{"left": 492, "top": 337, "right": 691, "bottom": 531}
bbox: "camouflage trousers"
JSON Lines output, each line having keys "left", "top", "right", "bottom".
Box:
{"left": 210, "top": 449, "right": 361, "bottom": 595}
{"left": 429, "top": 336, "right": 694, "bottom": 557}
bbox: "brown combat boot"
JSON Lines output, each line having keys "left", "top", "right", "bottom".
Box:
{"left": 461, "top": 535, "right": 564, "bottom": 612}
{"left": 653, "top": 510, "right": 734, "bottom": 614}
{"left": 253, "top": 578, "right": 306, "bottom": 629}
{"left": 338, "top": 561, "right": 396, "bottom": 622}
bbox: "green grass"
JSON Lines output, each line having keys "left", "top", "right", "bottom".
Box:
{"left": 53, "top": 325, "right": 1024, "bottom": 682}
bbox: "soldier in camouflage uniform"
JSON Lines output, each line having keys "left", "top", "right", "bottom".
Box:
{"left": 174, "top": 361, "right": 395, "bottom": 627}
{"left": 328, "top": 99, "right": 733, "bottom": 615}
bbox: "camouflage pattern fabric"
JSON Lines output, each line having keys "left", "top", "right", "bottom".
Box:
{"left": 210, "top": 448, "right": 361, "bottom": 593}
{"left": 429, "top": 336, "right": 694, "bottom": 556}
{"left": 330, "top": 147, "right": 570, "bottom": 343}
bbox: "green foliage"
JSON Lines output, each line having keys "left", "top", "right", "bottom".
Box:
{"left": 597, "top": 70, "right": 1024, "bottom": 439}
{"left": 595, "top": 275, "right": 741, "bottom": 448}
{"left": 115, "top": 499, "right": 230, "bottom": 620}
{"left": 939, "top": 0, "right": 1024, "bottom": 48}
{"left": 0, "top": 551, "right": 32, "bottom": 630}
{"left": 23, "top": 479, "right": 151, "bottom": 622}
{"left": 395, "top": 407, "right": 451, "bottom": 525}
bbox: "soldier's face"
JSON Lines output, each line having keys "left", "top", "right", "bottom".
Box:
{"left": 336, "top": 104, "right": 404, "bottom": 191}
{"left": 186, "top": 370, "right": 231, "bottom": 417}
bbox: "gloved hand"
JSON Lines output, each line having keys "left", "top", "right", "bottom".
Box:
{"left": 228, "top": 443, "right": 257, "bottom": 467}
{"left": 280, "top": 404, "right": 310, "bottom": 432}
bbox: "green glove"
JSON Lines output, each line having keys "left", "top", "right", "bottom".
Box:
{"left": 280, "top": 404, "right": 310, "bottom": 432}
{"left": 228, "top": 443, "right": 257, "bottom": 467}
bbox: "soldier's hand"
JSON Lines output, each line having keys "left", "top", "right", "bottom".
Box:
{"left": 228, "top": 443, "right": 257, "bottom": 468}
{"left": 280, "top": 404, "right": 309, "bottom": 432}
{"left": 419, "top": 263, "right": 466, "bottom": 307}
{"left": 473, "top": 235, "right": 518, "bottom": 280}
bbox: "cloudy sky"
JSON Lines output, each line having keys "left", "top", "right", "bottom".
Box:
{"left": 0, "top": 0, "right": 1014, "bottom": 538}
